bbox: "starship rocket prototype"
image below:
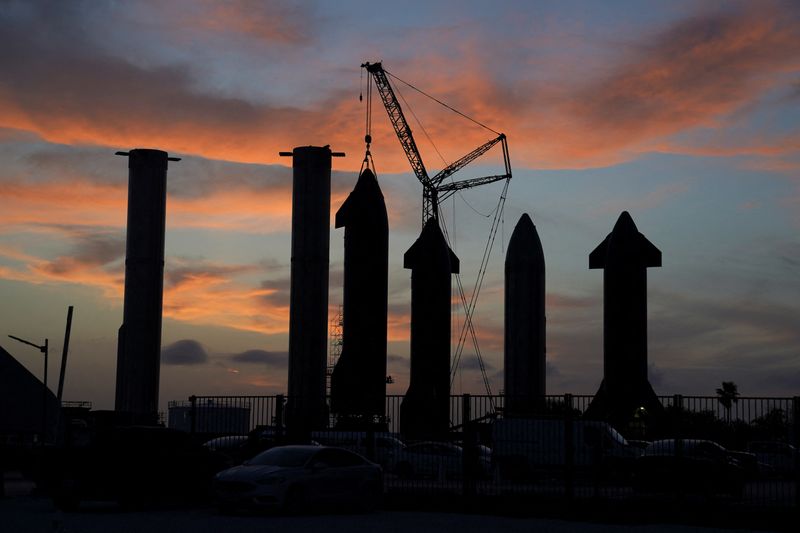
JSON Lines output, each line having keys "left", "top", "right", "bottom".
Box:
{"left": 400, "top": 218, "right": 459, "bottom": 440}
{"left": 504, "top": 213, "right": 546, "bottom": 414}
{"left": 585, "top": 211, "right": 663, "bottom": 426}
{"left": 330, "top": 168, "right": 389, "bottom": 423}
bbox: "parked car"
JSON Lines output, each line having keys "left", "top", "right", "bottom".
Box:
{"left": 633, "top": 439, "right": 746, "bottom": 497}
{"left": 389, "top": 441, "right": 491, "bottom": 480}
{"left": 491, "top": 418, "right": 640, "bottom": 480}
{"left": 214, "top": 445, "right": 382, "bottom": 513}
{"left": 747, "top": 441, "right": 798, "bottom": 478}
{"left": 311, "top": 431, "right": 405, "bottom": 470}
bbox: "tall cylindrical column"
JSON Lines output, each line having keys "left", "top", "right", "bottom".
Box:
{"left": 115, "top": 148, "right": 176, "bottom": 421}
{"left": 286, "top": 146, "right": 335, "bottom": 435}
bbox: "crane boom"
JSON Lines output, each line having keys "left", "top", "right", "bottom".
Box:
{"left": 362, "top": 61, "right": 511, "bottom": 224}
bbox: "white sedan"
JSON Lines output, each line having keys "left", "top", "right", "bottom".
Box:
{"left": 214, "top": 445, "right": 382, "bottom": 513}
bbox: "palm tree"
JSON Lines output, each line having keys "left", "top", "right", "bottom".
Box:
{"left": 716, "top": 381, "right": 739, "bottom": 424}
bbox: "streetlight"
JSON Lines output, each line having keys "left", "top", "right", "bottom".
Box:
{"left": 8, "top": 334, "right": 49, "bottom": 444}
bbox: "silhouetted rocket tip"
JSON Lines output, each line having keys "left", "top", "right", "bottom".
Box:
{"left": 589, "top": 211, "right": 661, "bottom": 269}
{"left": 335, "top": 168, "right": 386, "bottom": 228}
{"left": 506, "top": 213, "right": 544, "bottom": 261}
{"left": 404, "top": 218, "right": 459, "bottom": 273}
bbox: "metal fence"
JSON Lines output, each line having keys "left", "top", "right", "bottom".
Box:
{"left": 184, "top": 394, "right": 799, "bottom": 509}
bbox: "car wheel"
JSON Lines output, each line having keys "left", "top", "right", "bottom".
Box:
{"left": 283, "top": 485, "right": 306, "bottom": 515}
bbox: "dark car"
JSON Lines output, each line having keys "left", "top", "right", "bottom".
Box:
{"left": 747, "top": 441, "right": 798, "bottom": 478}
{"left": 633, "top": 439, "right": 746, "bottom": 497}
{"left": 214, "top": 445, "right": 382, "bottom": 513}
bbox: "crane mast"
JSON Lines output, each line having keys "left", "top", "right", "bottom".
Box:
{"left": 362, "top": 62, "right": 511, "bottom": 225}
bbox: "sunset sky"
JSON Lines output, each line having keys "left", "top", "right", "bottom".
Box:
{"left": 1, "top": 0, "right": 798, "bottom": 412}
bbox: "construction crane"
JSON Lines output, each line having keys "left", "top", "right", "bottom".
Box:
{"left": 360, "top": 61, "right": 512, "bottom": 406}
{"left": 360, "top": 62, "right": 512, "bottom": 225}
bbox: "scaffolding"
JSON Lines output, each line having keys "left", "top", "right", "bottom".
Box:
{"left": 326, "top": 305, "right": 343, "bottom": 394}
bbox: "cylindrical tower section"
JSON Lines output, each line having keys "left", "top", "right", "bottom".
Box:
{"left": 504, "top": 213, "right": 546, "bottom": 415}
{"left": 286, "top": 146, "right": 334, "bottom": 435}
{"left": 115, "top": 148, "right": 175, "bottom": 421}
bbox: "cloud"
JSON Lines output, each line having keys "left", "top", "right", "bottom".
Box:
{"left": 3, "top": 0, "right": 795, "bottom": 175}
{"left": 182, "top": 0, "right": 315, "bottom": 45}
{"left": 161, "top": 339, "right": 209, "bottom": 365}
{"left": 229, "top": 349, "right": 287, "bottom": 365}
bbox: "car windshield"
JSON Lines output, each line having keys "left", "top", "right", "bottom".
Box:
{"left": 247, "top": 447, "right": 316, "bottom": 467}
{"left": 609, "top": 427, "right": 629, "bottom": 446}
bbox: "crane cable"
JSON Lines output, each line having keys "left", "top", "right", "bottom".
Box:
{"left": 445, "top": 176, "right": 510, "bottom": 407}
{"left": 385, "top": 69, "right": 501, "bottom": 136}
{"left": 363, "top": 64, "right": 510, "bottom": 404}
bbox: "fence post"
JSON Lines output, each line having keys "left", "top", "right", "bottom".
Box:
{"left": 462, "top": 394, "right": 476, "bottom": 502}
{"left": 794, "top": 396, "right": 799, "bottom": 509}
{"left": 275, "top": 394, "right": 285, "bottom": 443}
{"left": 673, "top": 394, "right": 683, "bottom": 503}
{"left": 564, "top": 393, "right": 574, "bottom": 504}
{"left": 189, "top": 395, "right": 197, "bottom": 437}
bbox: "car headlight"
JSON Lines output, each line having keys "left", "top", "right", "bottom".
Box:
{"left": 255, "top": 474, "right": 286, "bottom": 485}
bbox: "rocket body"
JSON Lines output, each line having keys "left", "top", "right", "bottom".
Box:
{"left": 400, "top": 219, "right": 459, "bottom": 440}
{"left": 330, "top": 169, "right": 389, "bottom": 421}
{"left": 586, "top": 211, "right": 662, "bottom": 426}
{"left": 504, "top": 213, "right": 546, "bottom": 414}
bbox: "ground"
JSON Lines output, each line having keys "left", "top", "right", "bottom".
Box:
{"left": 0, "top": 497, "right": 775, "bottom": 533}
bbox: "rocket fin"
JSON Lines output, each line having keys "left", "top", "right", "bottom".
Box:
{"left": 638, "top": 234, "right": 662, "bottom": 267}
{"left": 589, "top": 235, "right": 610, "bottom": 269}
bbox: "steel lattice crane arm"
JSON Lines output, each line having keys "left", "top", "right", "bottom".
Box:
{"left": 362, "top": 61, "right": 512, "bottom": 224}
{"left": 363, "top": 62, "right": 432, "bottom": 190}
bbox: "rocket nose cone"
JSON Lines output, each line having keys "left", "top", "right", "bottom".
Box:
{"left": 612, "top": 211, "right": 638, "bottom": 235}
{"left": 353, "top": 167, "right": 384, "bottom": 197}
{"left": 507, "top": 213, "right": 544, "bottom": 262}
{"left": 518, "top": 212, "right": 534, "bottom": 229}
{"left": 359, "top": 168, "right": 376, "bottom": 181}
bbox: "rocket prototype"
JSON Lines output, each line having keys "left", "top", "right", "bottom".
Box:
{"left": 330, "top": 168, "right": 389, "bottom": 423}
{"left": 115, "top": 148, "right": 177, "bottom": 421}
{"left": 585, "top": 211, "right": 662, "bottom": 426}
{"left": 504, "top": 213, "right": 546, "bottom": 414}
{"left": 400, "top": 218, "right": 459, "bottom": 440}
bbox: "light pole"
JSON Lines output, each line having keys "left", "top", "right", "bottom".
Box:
{"left": 8, "top": 334, "right": 49, "bottom": 444}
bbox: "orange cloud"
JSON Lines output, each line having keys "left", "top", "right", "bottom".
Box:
{"left": 4, "top": 2, "right": 796, "bottom": 175}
